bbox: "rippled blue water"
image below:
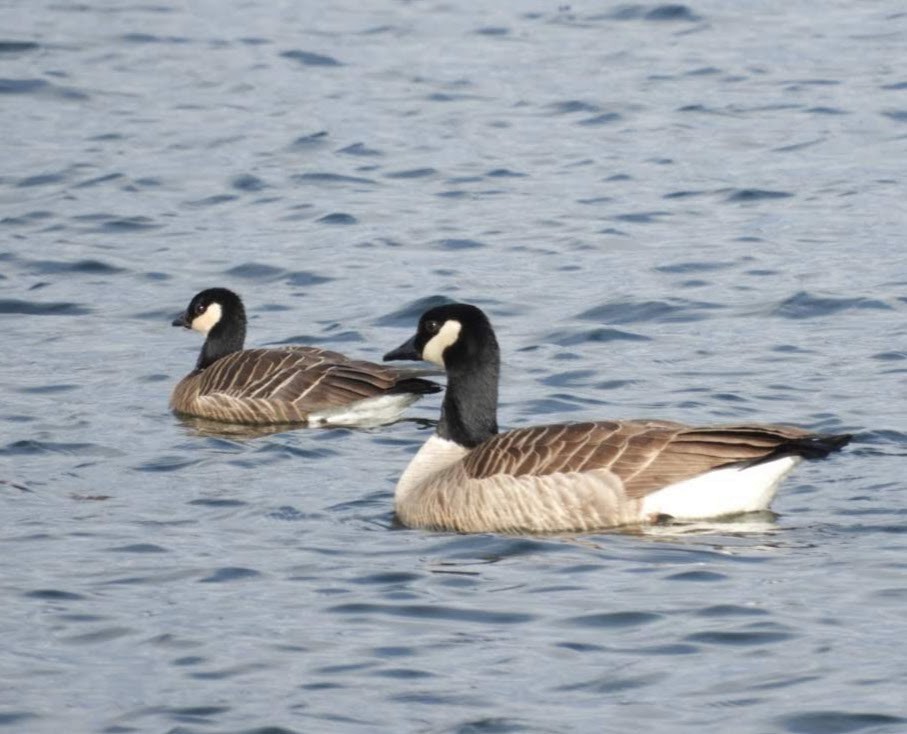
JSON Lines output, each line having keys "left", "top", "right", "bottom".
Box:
{"left": 2, "top": 1, "right": 906, "bottom": 732}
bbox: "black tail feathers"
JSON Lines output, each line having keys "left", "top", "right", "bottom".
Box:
{"left": 747, "top": 432, "right": 852, "bottom": 468}
{"left": 752, "top": 432, "right": 852, "bottom": 465}
{"left": 789, "top": 432, "right": 853, "bottom": 459}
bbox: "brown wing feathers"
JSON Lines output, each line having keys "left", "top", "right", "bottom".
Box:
{"left": 463, "top": 420, "right": 848, "bottom": 498}
{"left": 171, "top": 346, "right": 439, "bottom": 423}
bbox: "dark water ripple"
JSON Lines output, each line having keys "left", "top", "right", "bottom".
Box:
{"left": 577, "top": 298, "right": 723, "bottom": 324}
{"left": 0, "top": 40, "right": 39, "bottom": 53}
{"left": 338, "top": 142, "right": 383, "bottom": 157}
{"left": 545, "top": 328, "right": 651, "bottom": 347}
{"left": 726, "top": 188, "right": 794, "bottom": 202}
{"left": 609, "top": 4, "right": 703, "bottom": 23}
{"left": 1, "top": 440, "right": 120, "bottom": 457}
{"left": 1, "top": 0, "right": 905, "bottom": 732}
{"left": 222, "top": 263, "right": 333, "bottom": 287}
{"left": 329, "top": 602, "right": 535, "bottom": 625}
{"left": 280, "top": 49, "right": 344, "bottom": 67}
{"left": 778, "top": 711, "right": 907, "bottom": 734}
{"left": 0, "top": 77, "right": 87, "bottom": 99}
{"left": 289, "top": 130, "right": 329, "bottom": 148}
{"left": 0, "top": 299, "right": 90, "bottom": 315}
{"left": 291, "top": 172, "right": 375, "bottom": 186}
{"left": 24, "top": 588, "right": 87, "bottom": 601}
{"left": 200, "top": 567, "right": 261, "bottom": 583}
{"left": 24, "top": 258, "right": 125, "bottom": 275}
{"left": 773, "top": 292, "right": 893, "bottom": 319}
{"left": 0, "top": 713, "right": 39, "bottom": 727}
{"left": 317, "top": 212, "right": 357, "bottom": 225}
{"left": 564, "top": 610, "right": 663, "bottom": 628}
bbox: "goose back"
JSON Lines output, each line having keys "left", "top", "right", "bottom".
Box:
{"left": 461, "top": 420, "right": 828, "bottom": 496}
{"left": 171, "top": 345, "right": 437, "bottom": 425}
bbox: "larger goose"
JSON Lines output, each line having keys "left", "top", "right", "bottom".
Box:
{"left": 170, "top": 288, "right": 441, "bottom": 427}
{"left": 383, "top": 303, "right": 851, "bottom": 533}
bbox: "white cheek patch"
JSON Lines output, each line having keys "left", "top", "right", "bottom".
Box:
{"left": 191, "top": 302, "right": 223, "bottom": 335}
{"left": 422, "top": 320, "right": 461, "bottom": 366}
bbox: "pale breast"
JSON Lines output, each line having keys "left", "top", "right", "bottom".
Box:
{"left": 395, "top": 462, "right": 641, "bottom": 533}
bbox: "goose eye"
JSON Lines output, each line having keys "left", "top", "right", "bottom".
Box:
{"left": 425, "top": 319, "right": 440, "bottom": 334}
{"left": 195, "top": 302, "right": 207, "bottom": 315}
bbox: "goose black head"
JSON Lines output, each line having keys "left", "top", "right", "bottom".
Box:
{"left": 384, "top": 303, "right": 497, "bottom": 371}
{"left": 172, "top": 288, "right": 245, "bottom": 336}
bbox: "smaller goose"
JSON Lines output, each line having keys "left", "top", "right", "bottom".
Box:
{"left": 383, "top": 303, "right": 852, "bottom": 533}
{"left": 170, "top": 288, "right": 441, "bottom": 427}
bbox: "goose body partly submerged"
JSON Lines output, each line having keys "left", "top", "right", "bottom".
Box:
{"left": 384, "top": 303, "right": 851, "bottom": 533}
{"left": 170, "top": 288, "right": 440, "bottom": 427}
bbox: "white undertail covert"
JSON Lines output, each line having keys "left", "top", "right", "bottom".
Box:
{"left": 640, "top": 455, "right": 800, "bottom": 520}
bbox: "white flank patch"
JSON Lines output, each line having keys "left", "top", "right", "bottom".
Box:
{"left": 640, "top": 456, "right": 800, "bottom": 521}
{"left": 395, "top": 435, "right": 469, "bottom": 504}
{"left": 308, "top": 394, "right": 419, "bottom": 429}
{"left": 191, "top": 302, "right": 223, "bottom": 335}
{"left": 422, "top": 320, "right": 462, "bottom": 366}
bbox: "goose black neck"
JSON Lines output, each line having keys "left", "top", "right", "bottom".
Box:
{"left": 437, "top": 342, "right": 500, "bottom": 448}
{"left": 197, "top": 313, "right": 246, "bottom": 370}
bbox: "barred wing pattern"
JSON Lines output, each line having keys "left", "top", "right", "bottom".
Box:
{"left": 171, "top": 346, "right": 438, "bottom": 424}
{"left": 461, "top": 420, "right": 816, "bottom": 499}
